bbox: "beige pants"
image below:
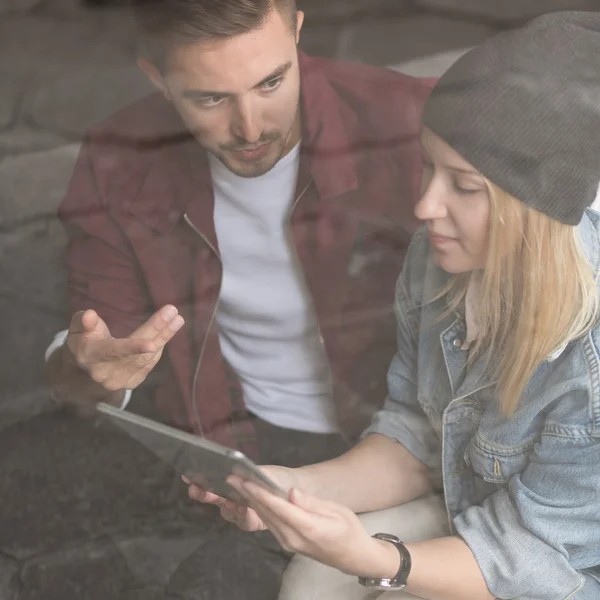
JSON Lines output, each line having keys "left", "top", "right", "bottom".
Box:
{"left": 278, "top": 494, "right": 449, "bottom": 600}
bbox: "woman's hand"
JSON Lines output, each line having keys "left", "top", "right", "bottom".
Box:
{"left": 184, "top": 466, "right": 299, "bottom": 532}
{"left": 228, "top": 476, "right": 400, "bottom": 579}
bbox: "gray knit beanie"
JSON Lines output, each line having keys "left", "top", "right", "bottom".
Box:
{"left": 422, "top": 11, "right": 600, "bottom": 225}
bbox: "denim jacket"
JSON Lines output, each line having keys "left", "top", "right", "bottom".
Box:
{"left": 364, "top": 210, "right": 600, "bottom": 599}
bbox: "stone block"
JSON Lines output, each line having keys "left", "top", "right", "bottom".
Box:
{"left": 168, "top": 528, "right": 287, "bottom": 600}
{"left": 389, "top": 47, "right": 469, "bottom": 78}
{"left": 0, "top": 411, "right": 197, "bottom": 559}
{"left": 300, "top": 0, "right": 414, "bottom": 20}
{"left": 120, "top": 585, "right": 170, "bottom": 600}
{"left": 340, "top": 13, "right": 497, "bottom": 65}
{"left": 415, "top": 0, "right": 600, "bottom": 22}
{"left": 27, "top": 64, "right": 154, "bottom": 138}
{"left": 0, "top": 0, "right": 42, "bottom": 13}
{"left": 0, "top": 554, "right": 19, "bottom": 600}
{"left": 0, "top": 144, "right": 79, "bottom": 225}
{"left": 20, "top": 540, "right": 130, "bottom": 600}
{"left": 114, "top": 523, "right": 209, "bottom": 586}
{"left": 0, "top": 147, "right": 76, "bottom": 410}
{"left": 0, "top": 128, "right": 68, "bottom": 157}
{"left": 0, "top": 15, "right": 132, "bottom": 74}
{"left": 0, "top": 66, "right": 21, "bottom": 129}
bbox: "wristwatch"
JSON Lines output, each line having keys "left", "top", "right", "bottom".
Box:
{"left": 358, "top": 533, "right": 412, "bottom": 591}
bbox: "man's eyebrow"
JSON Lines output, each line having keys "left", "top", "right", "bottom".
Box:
{"left": 255, "top": 61, "right": 292, "bottom": 87}
{"left": 181, "top": 61, "right": 293, "bottom": 100}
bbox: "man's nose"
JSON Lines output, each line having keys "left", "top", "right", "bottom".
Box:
{"left": 231, "top": 97, "right": 262, "bottom": 144}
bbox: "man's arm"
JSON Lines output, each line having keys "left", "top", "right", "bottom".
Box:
{"left": 48, "top": 138, "right": 183, "bottom": 411}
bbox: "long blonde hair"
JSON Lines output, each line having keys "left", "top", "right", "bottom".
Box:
{"left": 443, "top": 181, "right": 600, "bottom": 415}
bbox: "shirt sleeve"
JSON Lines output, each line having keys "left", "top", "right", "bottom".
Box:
{"left": 58, "top": 136, "right": 152, "bottom": 338}
{"left": 45, "top": 329, "right": 132, "bottom": 410}
{"left": 454, "top": 427, "right": 600, "bottom": 600}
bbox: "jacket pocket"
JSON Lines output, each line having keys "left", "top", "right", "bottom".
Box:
{"left": 464, "top": 437, "right": 533, "bottom": 484}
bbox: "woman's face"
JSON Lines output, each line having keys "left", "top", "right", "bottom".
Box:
{"left": 416, "top": 127, "right": 490, "bottom": 274}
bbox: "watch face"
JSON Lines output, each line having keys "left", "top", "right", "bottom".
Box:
{"left": 358, "top": 578, "right": 406, "bottom": 592}
{"left": 371, "top": 584, "right": 406, "bottom": 592}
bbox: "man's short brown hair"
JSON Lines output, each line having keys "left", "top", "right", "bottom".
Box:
{"left": 132, "top": 0, "right": 298, "bottom": 67}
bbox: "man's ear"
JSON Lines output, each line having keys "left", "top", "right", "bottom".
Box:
{"left": 137, "top": 56, "right": 171, "bottom": 100}
{"left": 295, "top": 10, "right": 304, "bottom": 44}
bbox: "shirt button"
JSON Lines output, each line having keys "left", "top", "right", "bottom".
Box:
{"left": 453, "top": 338, "right": 463, "bottom": 349}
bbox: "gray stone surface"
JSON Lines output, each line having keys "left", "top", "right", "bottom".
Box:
{"left": 416, "top": 0, "right": 600, "bottom": 22}
{"left": 0, "top": 411, "right": 212, "bottom": 559}
{"left": 0, "top": 0, "right": 42, "bottom": 14}
{"left": 0, "top": 147, "right": 76, "bottom": 411}
{"left": 28, "top": 64, "right": 154, "bottom": 137}
{"left": 20, "top": 540, "right": 131, "bottom": 600}
{"left": 301, "top": 0, "right": 413, "bottom": 19}
{"left": 0, "top": 145, "right": 79, "bottom": 225}
{"left": 0, "top": 128, "right": 67, "bottom": 156}
{"left": 120, "top": 585, "right": 171, "bottom": 600}
{"left": 0, "top": 554, "right": 19, "bottom": 600}
{"left": 167, "top": 529, "right": 288, "bottom": 600}
{"left": 342, "top": 13, "right": 498, "bottom": 65}
{"left": 114, "top": 523, "right": 209, "bottom": 586}
{"left": 0, "top": 65, "right": 21, "bottom": 129}
{"left": 390, "top": 47, "right": 469, "bottom": 78}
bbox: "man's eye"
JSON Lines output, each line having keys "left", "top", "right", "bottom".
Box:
{"left": 196, "top": 96, "right": 225, "bottom": 108}
{"left": 261, "top": 77, "right": 282, "bottom": 92}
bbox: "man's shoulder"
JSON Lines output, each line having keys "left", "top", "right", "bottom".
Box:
{"left": 78, "top": 93, "right": 188, "bottom": 204}
{"left": 87, "top": 93, "right": 179, "bottom": 142}
{"left": 310, "top": 55, "right": 437, "bottom": 131}
{"left": 84, "top": 93, "right": 186, "bottom": 171}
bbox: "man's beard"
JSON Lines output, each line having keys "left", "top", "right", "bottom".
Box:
{"left": 216, "top": 132, "right": 287, "bottom": 178}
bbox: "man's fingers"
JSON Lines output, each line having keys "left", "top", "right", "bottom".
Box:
{"left": 153, "top": 314, "right": 184, "bottom": 346}
{"left": 84, "top": 337, "right": 156, "bottom": 363}
{"left": 69, "top": 310, "right": 99, "bottom": 335}
{"left": 131, "top": 305, "right": 183, "bottom": 342}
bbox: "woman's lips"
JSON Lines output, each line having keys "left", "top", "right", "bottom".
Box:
{"left": 428, "top": 230, "right": 457, "bottom": 249}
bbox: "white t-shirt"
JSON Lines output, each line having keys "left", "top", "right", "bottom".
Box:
{"left": 211, "top": 143, "right": 337, "bottom": 433}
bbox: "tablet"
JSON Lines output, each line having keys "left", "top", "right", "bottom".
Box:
{"left": 96, "top": 402, "right": 288, "bottom": 503}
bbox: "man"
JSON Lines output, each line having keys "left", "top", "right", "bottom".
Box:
{"left": 46, "top": 0, "right": 432, "bottom": 468}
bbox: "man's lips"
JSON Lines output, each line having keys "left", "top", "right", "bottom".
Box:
{"left": 230, "top": 143, "right": 271, "bottom": 160}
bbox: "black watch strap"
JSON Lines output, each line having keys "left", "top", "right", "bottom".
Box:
{"left": 358, "top": 533, "right": 412, "bottom": 590}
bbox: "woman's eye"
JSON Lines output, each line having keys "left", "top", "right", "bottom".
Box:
{"left": 453, "top": 181, "right": 481, "bottom": 195}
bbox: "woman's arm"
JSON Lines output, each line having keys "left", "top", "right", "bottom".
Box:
{"left": 374, "top": 535, "right": 494, "bottom": 600}
{"left": 231, "top": 478, "right": 494, "bottom": 600}
{"left": 295, "top": 433, "right": 432, "bottom": 513}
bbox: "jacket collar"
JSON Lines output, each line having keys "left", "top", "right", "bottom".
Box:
{"left": 296, "top": 52, "right": 359, "bottom": 201}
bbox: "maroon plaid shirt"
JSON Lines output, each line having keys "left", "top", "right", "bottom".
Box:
{"left": 59, "top": 52, "right": 435, "bottom": 457}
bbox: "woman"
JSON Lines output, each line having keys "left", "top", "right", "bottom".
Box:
{"left": 186, "top": 11, "right": 600, "bottom": 600}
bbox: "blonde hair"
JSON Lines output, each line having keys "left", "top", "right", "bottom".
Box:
{"left": 443, "top": 181, "right": 599, "bottom": 415}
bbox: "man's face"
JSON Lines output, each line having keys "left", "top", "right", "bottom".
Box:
{"left": 142, "top": 9, "right": 303, "bottom": 178}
